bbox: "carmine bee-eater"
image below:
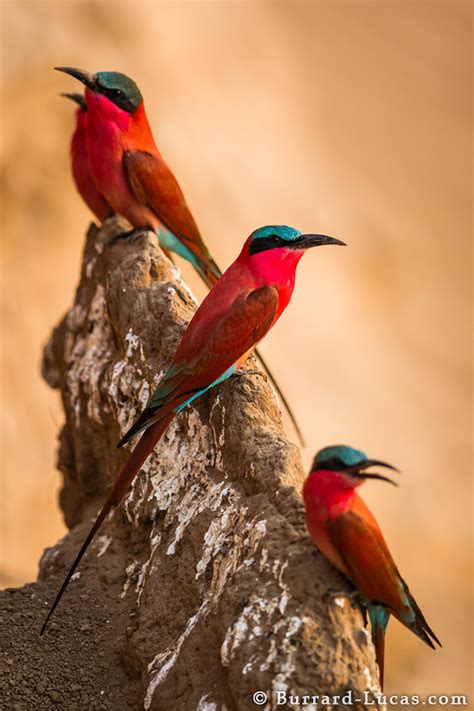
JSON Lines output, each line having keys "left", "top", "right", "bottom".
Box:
{"left": 40, "top": 225, "right": 344, "bottom": 634}
{"left": 303, "top": 445, "right": 441, "bottom": 689}
{"left": 55, "top": 67, "right": 305, "bottom": 446}
{"left": 55, "top": 66, "right": 222, "bottom": 286}
{"left": 61, "top": 92, "right": 113, "bottom": 223}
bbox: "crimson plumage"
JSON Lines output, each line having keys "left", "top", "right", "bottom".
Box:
{"left": 57, "top": 67, "right": 306, "bottom": 445}
{"left": 62, "top": 93, "right": 113, "bottom": 223}
{"left": 40, "top": 226, "right": 344, "bottom": 634}
{"left": 303, "top": 445, "right": 440, "bottom": 689}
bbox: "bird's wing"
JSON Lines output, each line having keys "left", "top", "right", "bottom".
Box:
{"left": 118, "top": 285, "right": 279, "bottom": 446}
{"left": 327, "top": 507, "right": 404, "bottom": 613}
{"left": 122, "top": 149, "right": 220, "bottom": 282}
{"left": 328, "top": 505, "right": 441, "bottom": 649}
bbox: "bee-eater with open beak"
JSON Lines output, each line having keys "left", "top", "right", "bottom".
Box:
{"left": 56, "top": 66, "right": 220, "bottom": 285}
{"left": 40, "top": 226, "right": 344, "bottom": 634}
{"left": 55, "top": 67, "right": 306, "bottom": 446}
{"left": 303, "top": 445, "right": 441, "bottom": 689}
{"left": 61, "top": 92, "right": 113, "bottom": 223}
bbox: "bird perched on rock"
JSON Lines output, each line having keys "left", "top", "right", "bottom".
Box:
{"left": 56, "top": 66, "right": 305, "bottom": 445}
{"left": 56, "top": 66, "right": 221, "bottom": 286}
{"left": 61, "top": 92, "right": 113, "bottom": 223}
{"left": 303, "top": 445, "right": 441, "bottom": 689}
{"left": 40, "top": 225, "right": 344, "bottom": 634}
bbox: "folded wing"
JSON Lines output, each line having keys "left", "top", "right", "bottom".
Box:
{"left": 118, "top": 285, "right": 280, "bottom": 446}
{"left": 123, "top": 149, "right": 220, "bottom": 283}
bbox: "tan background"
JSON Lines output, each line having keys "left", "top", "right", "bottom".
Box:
{"left": 1, "top": 0, "right": 471, "bottom": 700}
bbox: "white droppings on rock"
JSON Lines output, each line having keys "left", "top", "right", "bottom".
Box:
{"left": 269, "top": 616, "right": 305, "bottom": 693}
{"left": 363, "top": 665, "right": 380, "bottom": 694}
{"left": 125, "top": 327, "right": 145, "bottom": 361}
{"left": 221, "top": 596, "right": 274, "bottom": 668}
{"left": 70, "top": 572, "right": 81, "bottom": 581}
{"left": 123, "top": 460, "right": 153, "bottom": 526}
{"left": 194, "top": 493, "right": 238, "bottom": 577}
{"left": 107, "top": 360, "right": 126, "bottom": 402}
{"left": 138, "top": 380, "right": 151, "bottom": 408}
{"left": 145, "top": 603, "right": 208, "bottom": 709}
{"left": 255, "top": 519, "right": 267, "bottom": 535}
{"left": 95, "top": 535, "right": 112, "bottom": 558}
{"left": 166, "top": 481, "right": 228, "bottom": 556}
{"left": 170, "top": 265, "right": 181, "bottom": 281}
{"left": 170, "top": 267, "right": 198, "bottom": 306}
{"left": 135, "top": 531, "right": 162, "bottom": 604}
{"left": 242, "top": 660, "right": 254, "bottom": 675}
{"left": 279, "top": 592, "right": 289, "bottom": 615}
{"left": 209, "top": 392, "right": 227, "bottom": 469}
{"left": 196, "top": 695, "right": 218, "bottom": 711}
{"left": 120, "top": 561, "right": 140, "bottom": 599}
{"left": 221, "top": 552, "right": 304, "bottom": 688}
{"left": 65, "top": 285, "right": 113, "bottom": 426}
{"left": 259, "top": 548, "right": 269, "bottom": 572}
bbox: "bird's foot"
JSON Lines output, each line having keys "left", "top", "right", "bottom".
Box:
{"left": 325, "top": 589, "right": 367, "bottom": 623}
{"left": 325, "top": 589, "right": 362, "bottom": 606}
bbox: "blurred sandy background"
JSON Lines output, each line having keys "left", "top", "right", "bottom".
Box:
{"left": 1, "top": 0, "right": 471, "bottom": 699}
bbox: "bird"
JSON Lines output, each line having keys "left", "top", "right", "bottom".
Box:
{"left": 40, "top": 225, "right": 345, "bottom": 635}
{"left": 55, "top": 66, "right": 221, "bottom": 286}
{"left": 302, "top": 444, "right": 441, "bottom": 689}
{"left": 55, "top": 67, "right": 306, "bottom": 446}
{"left": 61, "top": 92, "right": 113, "bottom": 223}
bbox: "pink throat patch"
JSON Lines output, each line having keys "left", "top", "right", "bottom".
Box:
{"left": 85, "top": 89, "right": 132, "bottom": 132}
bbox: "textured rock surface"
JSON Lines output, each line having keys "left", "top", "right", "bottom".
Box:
{"left": 1, "top": 220, "right": 380, "bottom": 710}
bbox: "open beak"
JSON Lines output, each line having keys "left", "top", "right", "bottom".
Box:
{"left": 348, "top": 458, "right": 400, "bottom": 486}
{"left": 292, "top": 234, "right": 346, "bottom": 250}
{"left": 359, "top": 472, "right": 398, "bottom": 486}
{"left": 55, "top": 66, "right": 97, "bottom": 90}
{"left": 60, "top": 92, "right": 86, "bottom": 110}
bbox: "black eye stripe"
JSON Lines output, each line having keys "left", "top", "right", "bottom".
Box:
{"left": 316, "top": 457, "right": 351, "bottom": 470}
{"left": 94, "top": 74, "right": 142, "bottom": 114}
{"left": 249, "top": 234, "right": 287, "bottom": 255}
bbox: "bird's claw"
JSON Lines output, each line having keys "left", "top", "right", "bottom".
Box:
{"left": 325, "top": 589, "right": 362, "bottom": 605}
{"left": 325, "top": 589, "right": 367, "bottom": 624}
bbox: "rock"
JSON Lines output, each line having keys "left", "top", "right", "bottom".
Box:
{"left": 1, "top": 219, "right": 380, "bottom": 709}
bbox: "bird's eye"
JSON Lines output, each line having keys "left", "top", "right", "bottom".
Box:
{"left": 113, "top": 89, "right": 123, "bottom": 97}
{"left": 324, "top": 457, "right": 346, "bottom": 470}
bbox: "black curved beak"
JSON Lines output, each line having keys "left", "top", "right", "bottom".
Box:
{"left": 55, "top": 66, "right": 97, "bottom": 90}
{"left": 291, "top": 234, "right": 346, "bottom": 250}
{"left": 60, "top": 92, "right": 86, "bottom": 110}
{"left": 357, "top": 459, "right": 399, "bottom": 472}
{"left": 360, "top": 472, "right": 398, "bottom": 486}
{"left": 348, "top": 458, "right": 400, "bottom": 486}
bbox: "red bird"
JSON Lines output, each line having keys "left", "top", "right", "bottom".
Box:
{"left": 303, "top": 445, "right": 440, "bottom": 689}
{"left": 56, "top": 67, "right": 306, "bottom": 445}
{"left": 61, "top": 92, "right": 113, "bottom": 223}
{"left": 56, "top": 67, "right": 219, "bottom": 286}
{"left": 40, "top": 225, "right": 344, "bottom": 634}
